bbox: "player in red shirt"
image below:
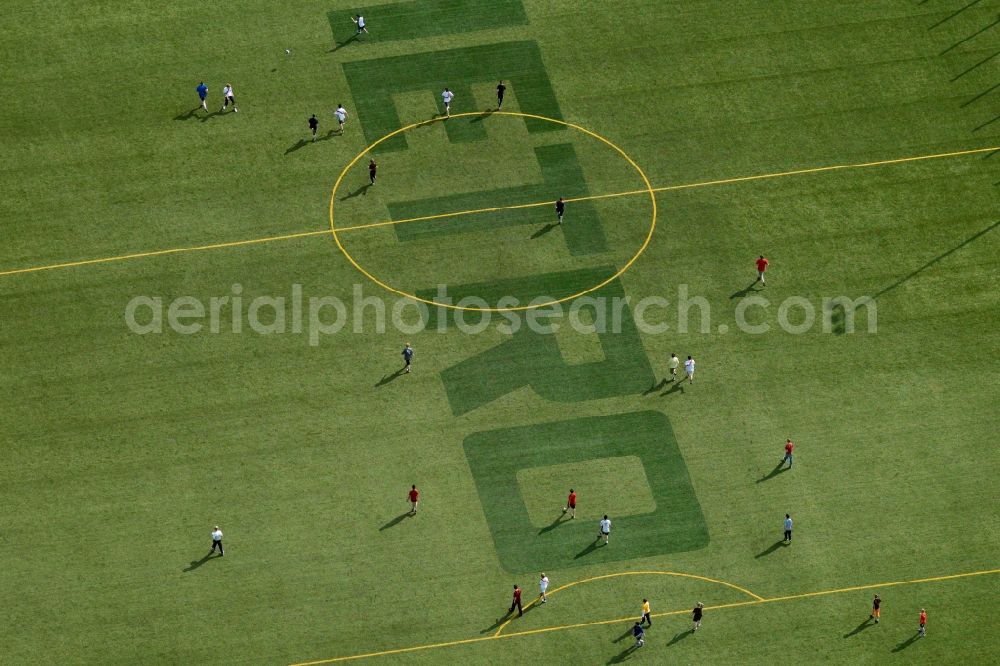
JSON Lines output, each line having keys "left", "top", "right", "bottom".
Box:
{"left": 508, "top": 585, "right": 523, "bottom": 617}
{"left": 563, "top": 489, "right": 577, "bottom": 519}
{"left": 919, "top": 609, "right": 926, "bottom": 636}
{"left": 408, "top": 485, "right": 419, "bottom": 515}
{"left": 756, "top": 255, "right": 769, "bottom": 286}
{"left": 782, "top": 439, "right": 794, "bottom": 469}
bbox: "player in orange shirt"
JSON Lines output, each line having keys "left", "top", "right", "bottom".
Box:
{"left": 918, "top": 608, "right": 926, "bottom": 636}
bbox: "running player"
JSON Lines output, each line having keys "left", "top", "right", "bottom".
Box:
{"left": 221, "top": 83, "right": 237, "bottom": 113}
{"left": 441, "top": 88, "right": 454, "bottom": 117}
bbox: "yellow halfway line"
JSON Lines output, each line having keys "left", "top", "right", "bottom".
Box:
{"left": 289, "top": 567, "right": 1000, "bottom": 665}
{"left": 0, "top": 230, "right": 330, "bottom": 278}
{"left": 2, "top": 145, "right": 997, "bottom": 278}
{"left": 337, "top": 144, "right": 1000, "bottom": 233}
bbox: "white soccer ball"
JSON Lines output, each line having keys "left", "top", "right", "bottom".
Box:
{"left": 285, "top": 49, "right": 291, "bottom": 55}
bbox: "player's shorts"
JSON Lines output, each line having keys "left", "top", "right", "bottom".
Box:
{"left": 225, "top": 95, "right": 235, "bottom": 104}
{"left": 758, "top": 270, "right": 765, "bottom": 278}
{"left": 568, "top": 502, "right": 576, "bottom": 509}
{"left": 873, "top": 608, "right": 880, "bottom": 617}
{"left": 600, "top": 530, "right": 610, "bottom": 535}
{"left": 686, "top": 370, "right": 694, "bottom": 377}
{"left": 199, "top": 94, "right": 207, "bottom": 100}
{"left": 336, "top": 114, "right": 346, "bottom": 123}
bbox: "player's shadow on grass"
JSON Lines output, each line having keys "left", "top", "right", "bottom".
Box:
{"left": 942, "top": 16, "right": 1000, "bottom": 56}
{"left": 892, "top": 632, "right": 921, "bottom": 652}
{"left": 756, "top": 462, "right": 789, "bottom": 483}
{"left": 182, "top": 552, "right": 218, "bottom": 572}
{"left": 928, "top": 0, "right": 983, "bottom": 31}
{"left": 538, "top": 514, "right": 567, "bottom": 535}
{"left": 575, "top": 539, "right": 605, "bottom": 559}
{"left": 173, "top": 107, "right": 202, "bottom": 121}
{"left": 480, "top": 614, "right": 514, "bottom": 634}
{"left": 607, "top": 644, "right": 639, "bottom": 663}
{"left": 973, "top": 114, "right": 1000, "bottom": 132}
{"left": 531, "top": 223, "right": 558, "bottom": 239}
{"left": 329, "top": 34, "right": 359, "bottom": 52}
{"left": 341, "top": 184, "right": 372, "bottom": 200}
{"left": 874, "top": 219, "right": 1000, "bottom": 297}
{"left": 661, "top": 382, "right": 684, "bottom": 397}
{"left": 612, "top": 626, "right": 633, "bottom": 643}
{"left": 843, "top": 618, "right": 875, "bottom": 638}
{"left": 730, "top": 281, "right": 759, "bottom": 299}
{"left": 470, "top": 109, "right": 494, "bottom": 123}
{"left": 374, "top": 368, "right": 405, "bottom": 387}
{"left": 286, "top": 132, "right": 338, "bottom": 156}
{"left": 643, "top": 378, "right": 668, "bottom": 395}
{"left": 754, "top": 540, "right": 788, "bottom": 558}
{"left": 199, "top": 110, "right": 227, "bottom": 122}
{"left": 667, "top": 630, "right": 692, "bottom": 646}
{"left": 378, "top": 512, "right": 411, "bottom": 531}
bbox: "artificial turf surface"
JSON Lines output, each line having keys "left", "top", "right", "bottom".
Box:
{"left": 1, "top": 1, "right": 999, "bottom": 664}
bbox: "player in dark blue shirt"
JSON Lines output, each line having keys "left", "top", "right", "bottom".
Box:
{"left": 196, "top": 82, "right": 208, "bottom": 111}
{"left": 632, "top": 622, "right": 645, "bottom": 647}
{"left": 308, "top": 114, "right": 319, "bottom": 142}
{"left": 555, "top": 197, "right": 565, "bottom": 225}
{"left": 496, "top": 80, "right": 506, "bottom": 109}
{"left": 402, "top": 343, "right": 413, "bottom": 374}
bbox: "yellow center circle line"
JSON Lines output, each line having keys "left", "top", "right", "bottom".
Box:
{"left": 328, "top": 111, "right": 656, "bottom": 313}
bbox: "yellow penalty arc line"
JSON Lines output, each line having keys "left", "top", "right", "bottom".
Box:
{"left": 492, "top": 570, "right": 764, "bottom": 637}
{"left": 289, "top": 567, "right": 1000, "bottom": 665}
{"left": 2, "top": 144, "right": 997, "bottom": 279}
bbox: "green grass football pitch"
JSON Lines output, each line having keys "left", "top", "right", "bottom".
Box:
{"left": 2, "top": 1, "right": 1000, "bottom": 663}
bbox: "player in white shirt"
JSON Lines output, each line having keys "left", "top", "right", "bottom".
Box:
{"left": 539, "top": 573, "right": 549, "bottom": 603}
{"left": 441, "top": 88, "right": 454, "bottom": 117}
{"left": 684, "top": 356, "right": 695, "bottom": 383}
{"left": 598, "top": 515, "right": 611, "bottom": 544}
{"left": 335, "top": 104, "right": 348, "bottom": 132}
{"left": 352, "top": 14, "right": 368, "bottom": 36}
{"left": 668, "top": 353, "right": 680, "bottom": 381}
{"left": 210, "top": 526, "right": 224, "bottom": 556}
{"left": 221, "top": 84, "right": 238, "bottom": 113}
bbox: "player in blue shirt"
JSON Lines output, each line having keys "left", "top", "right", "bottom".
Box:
{"left": 196, "top": 82, "right": 208, "bottom": 111}
{"left": 402, "top": 343, "right": 414, "bottom": 374}
{"left": 632, "top": 621, "right": 645, "bottom": 647}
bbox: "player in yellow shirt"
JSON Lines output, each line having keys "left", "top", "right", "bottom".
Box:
{"left": 641, "top": 598, "right": 652, "bottom": 627}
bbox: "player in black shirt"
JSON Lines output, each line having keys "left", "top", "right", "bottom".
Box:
{"left": 496, "top": 80, "right": 506, "bottom": 109}
{"left": 369, "top": 158, "right": 378, "bottom": 185}
{"left": 309, "top": 114, "right": 319, "bottom": 142}
{"left": 692, "top": 602, "right": 704, "bottom": 631}
{"left": 555, "top": 197, "right": 565, "bottom": 225}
